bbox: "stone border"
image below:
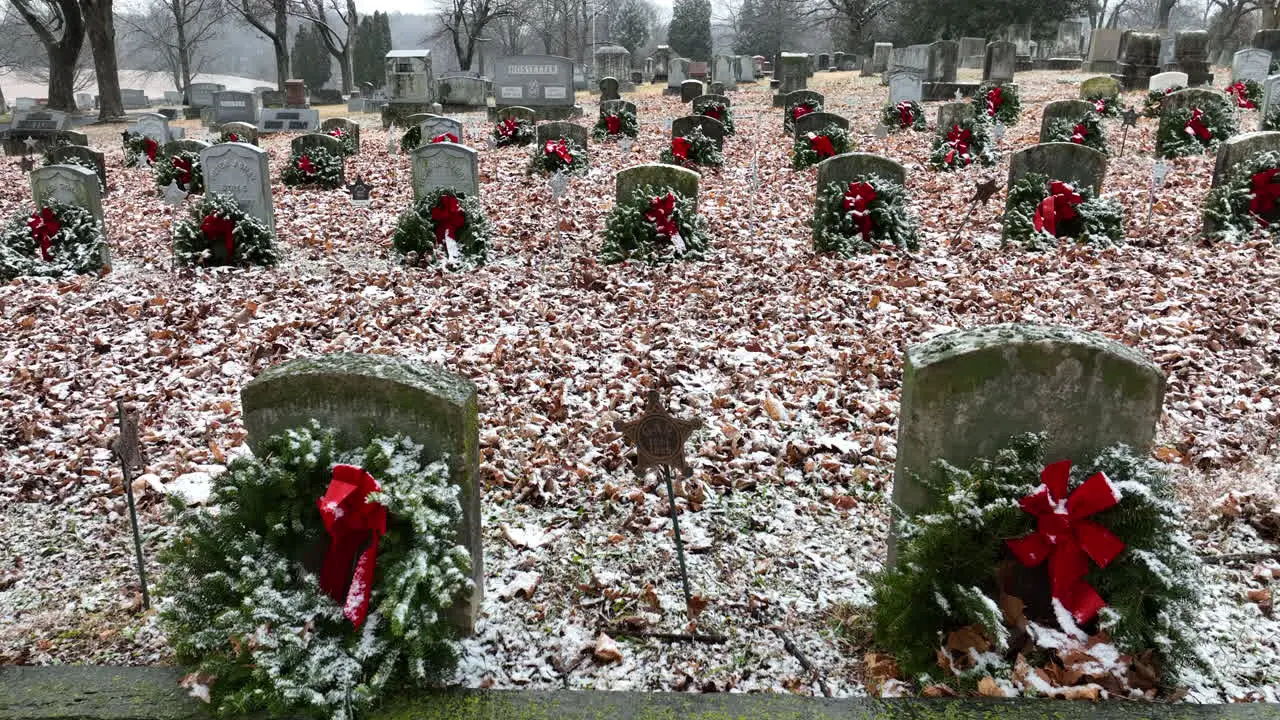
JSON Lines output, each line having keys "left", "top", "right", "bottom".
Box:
{"left": 2, "top": 667, "right": 1278, "bottom": 720}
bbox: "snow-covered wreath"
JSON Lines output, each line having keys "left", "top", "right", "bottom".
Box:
{"left": 881, "top": 101, "right": 926, "bottom": 132}
{"left": 1156, "top": 101, "right": 1236, "bottom": 159}
{"left": 529, "top": 138, "right": 588, "bottom": 175}
{"left": 391, "top": 187, "right": 492, "bottom": 269}
{"left": 1083, "top": 95, "right": 1122, "bottom": 118}
{"left": 0, "top": 201, "right": 107, "bottom": 280}
{"left": 974, "top": 82, "right": 1021, "bottom": 125}
{"left": 871, "top": 434, "right": 1203, "bottom": 696}
{"left": 327, "top": 126, "right": 358, "bottom": 156}
{"left": 592, "top": 106, "right": 639, "bottom": 141}
{"left": 158, "top": 422, "right": 472, "bottom": 720}
{"left": 124, "top": 132, "right": 160, "bottom": 168}
{"left": 929, "top": 118, "right": 996, "bottom": 171}
{"left": 399, "top": 125, "right": 422, "bottom": 154}
{"left": 1002, "top": 173, "right": 1123, "bottom": 249}
{"left": 660, "top": 128, "right": 723, "bottom": 169}
{"left": 1143, "top": 86, "right": 1182, "bottom": 118}
{"left": 694, "top": 99, "right": 736, "bottom": 134}
{"left": 600, "top": 184, "right": 709, "bottom": 264}
{"left": 1044, "top": 113, "right": 1107, "bottom": 154}
{"left": 281, "top": 146, "right": 345, "bottom": 189}
{"left": 493, "top": 117, "right": 535, "bottom": 147}
{"left": 1225, "top": 80, "right": 1261, "bottom": 110}
{"left": 217, "top": 129, "right": 255, "bottom": 145}
{"left": 811, "top": 174, "right": 919, "bottom": 255}
{"left": 791, "top": 124, "right": 851, "bottom": 170}
{"left": 784, "top": 97, "right": 823, "bottom": 133}
{"left": 155, "top": 151, "right": 205, "bottom": 194}
{"left": 171, "top": 193, "right": 278, "bottom": 267}
{"left": 1203, "top": 149, "right": 1280, "bottom": 243}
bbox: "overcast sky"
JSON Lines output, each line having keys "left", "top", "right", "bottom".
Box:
{"left": 352, "top": 0, "right": 675, "bottom": 15}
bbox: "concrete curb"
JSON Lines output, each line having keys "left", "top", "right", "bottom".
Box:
{"left": 2, "top": 666, "right": 1279, "bottom": 720}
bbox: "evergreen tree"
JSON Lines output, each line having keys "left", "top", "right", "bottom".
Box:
{"left": 291, "top": 24, "right": 333, "bottom": 90}
{"left": 667, "top": 0, "right": 711, "bottom": 61}
{"left": 354, "top": 14, "right": 376, "bottom": 87}
{"left": 377, "top": 11, "right": 392, "bottom": 86}
{"left": 613, "top": 0, "right": 654, "bottom": 56}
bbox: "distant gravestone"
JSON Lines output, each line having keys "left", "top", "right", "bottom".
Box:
{"left": 213, "top": 91, "right": 258, "bottom": 125}
{"left": 1008, "top": 142, "right": 1107, "bottom": 197}
{"left": 667, "top": 58, "right": 690, "bottom": 93}
{"left": 419, "top": 115, "right": 463, "bottom": 142}
{"left": 888, "top": 69, "right": 923, "bottom": 105}
{"left": 1210, "top": 131, "right": 1280, "bottom": 187}
{"left": 47, "top": 145, "right": 107, "bottom": 193}
{"left": 164, "top": 139, "right": 212, "bottom": 157}
{"left": 1039, "top": 99, "right": 1095, "bottom": 142}
{"left": 1080, "top": 76, "right": 1120, "bottom": 99}
{"left": 927, "top": 40, "right": 959, "bottom": 83}
{"left": 240, "top": 353, "right": 483, "bottom": 634}
{"left": 163, "top": 91, "right": 182, "bottom": 105}
{"left": 321, "top": 117, "right": 361, "bottom": 153}
{"left": 1085, "top": 28, "right": 1124, "bottom": 73}
{"left": 983, "top": 41, "right": 1016, "bottom": 83}
{"left": 1176, "top": 30, "right": 1212, "bottom": 86}
{"left": 865, "top": 43, "right": 892, "bottom": 76}
{"left": 714, "top": 55, "right": 738, "bottom": 90}
{"left": 1262, "top": 75, "right": 1280, "bottom": 128}
{"left": 135, "top": 113, "right": 172, "bottom": 144}
{"left": 31, "top": 164, "right": 104, "bottom": 225}
{"left": 616, "top": 163, "right": 699, "bottom": 209}
{"left": 959, "top": 37, "right": 985, "bottom": 68}
{"left": 4, "top": 109, "right": 70, "bottom": 154}
{"left": 793, "top": 111, "right": 849, "bottom": 137}
{"left": 779, "top": 53, "right": 809, "bottom": 93}
{"left": 311, "top": 88, "right": 344, "bottom": 105}
{"left": 735, "top": 55, "right": 755, "bottom": 82}
{"left": 201, "top": 143, "right": 274, "bottom": 234}
{"left": 1115, "top": 31, "right": 1162, "bottom": 91}
{"left": 601, "top": 100, "right": 638, "bottom": 119}
{"left": 120, "top": 89, "right": 148, "bottom": 109}
{"left": 410, "top": 141, "right": 479, "bottom": 201}
{"left": 188, "top": 83, "right": 224, "bottom": 108}
{"left": 259, "top": 108, "right": 321, "bottom": 132}
{"left": 260, "top": 90, "right": 286, "bottom": 108}
{"left": 496, "top": 106, "right": 536, "bottom": 124}
{"left": 219, "top": 122, "right": 259, "bottom": 145}
{"left": 671, "top": 115, "right": 726, "bottom": 148}
{"left": 892, "top": 324, "right": 1164, "bottom": 530}
{"left": 1149, "top": 71, "right": 1188, "bottom": 93}
{"left": 1233, "top": 48, "right": 1272, "bottom": 84}
{"left": 493, "top": 54, "right": 575, "bottom": 108}
{"left": 936, "top": 102, "right": 975, "bottom": 133}
{"left": 680, "top": 80, "right": 704, "bottom": 103}
{"left": 599, "top": 76, "right": 620, "bottom": 101}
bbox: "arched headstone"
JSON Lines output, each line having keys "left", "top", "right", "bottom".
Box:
{"left": 615, "top": 163, "right": 699, "bottom": 209}
{"left": 1008, "top": 142, "right": 1107, "bottom": 195}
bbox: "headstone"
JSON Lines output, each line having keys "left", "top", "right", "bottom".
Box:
{"left": 926, "top": 40, "right": 959, "bottom": 83}
{"left": 779, "top": 53, "right": 809, "bottom": 93}
{"left": 46, "top": 145, "right": 107, "bottom": 192}
{"left": 811, "top": 152, "right": 906, "bottom": 247}
{"left": 321, "top": 117, "right": 361, "bottom": 153}
{"left": 714, "top": 55, "right": 737, "bottom": 90}
{"left": 76, "top": 92, "right": 95, "bottom": 109}
{"left": 419, "top": 114, "right": 463, "bottom": 142}
{"left": 1162, "top": 87, "right": 1228, "bottom": 118}
{"left": 30, "top": 164, "right": 104, "bottom": 225}
{"left": 1113, "top": 31, "right": 1162, "bottom": 91}
{"left": 888, "top": 69, "right": 923, "bottom": 105}
{"left": 983, "top": 41, "right": 1016, "bottom": 83}
{"left": 1158, "top": 33, "right": 1176, "bottom": 69}
{"left": 615, "top": 163, "right": 699, "bottom": 209}
{"left": 889, "top": 44, "right": 930, "bottom": 83}
{"left": 213, "top": 91, "right": 258, "bottom": 125}
{"left": 285, "top": 79, "right": 309, "bottom": 107}
{"left": 240, "top": 353, "right": 483, "bottom": 633}
{"left": 735, "top": 55, "right": 756, "bottom": 82}
{"left": 817, "top": 53, "right": 830, "bottom": 71}
{"left": 1233, "top": 48, "right": 1271, "bottom": 84}
{"left": 495, "top": 106, "right": 536, "bottom": 124}
{"left": 535, "top": 121, "right": 588, "bottom": 150}
{"left": 668, "top": 58, "right": 690, "bottom": 93}
{"left": 1080, "top": 75, "right": 1120, "bottom": 99}
{"left": 120, "top": 89, "right": 148, "bottom": 109}
{"left": 651, "top": 46, "right": 672, "bottom": 81}
{"left": 219, "top": 122, "right": 259, "bottom": 145}
{"left": 1039, "top": 99, "right": 1095, "bottom": 142}
{"left": 864, "top": 43, "right": 892, "bottom": 76}
{"left": 1056, "top": 20, "right": 1084, "bottom": 56}
{"left": 601, "top": 100, "right": 638, "bottom": 119}
{"left": 1085, "top": 28, "right": 1123, "bottom": 73}
{"left": 1008, "top": 142, "right": 1107, "bottom": 196}
{"left": 1263, "top": 74, "right": 1280, "bottom": 128}
{"left": 135, "top": 113, "right": 172, "bottom": 144}
{"left": 188, "top": 82, "right": 224, "bottom": 108}
{"left": 162, "top": 91, "right": 182, "bottom": 105}
{"left": 680, "top": 80, "right": 704, "bottom": 103}
{"left": 793, "top": 111, "right": 849, "bottom": 138}
{"left": 959, "top": 37, "right": 985, "bottom": 68}
{"left": 595, "top": 45, "right": 632, "bottom": 90}
{"left": 1149, "top": 71, "right": 1188, "bottom": 93}
{"left": 892, "top": 323, "right": 1164, "bottom": 524}
{"left": 630, "top": 70, "right": 643, "bottom": 85}
{"left": 936, "top": 102, "right": 975, "bottom": 132}
{"left": 1175, "top": 30, "right": 1212, "bottom": 87}
{"left": 260, "top": 90, "right": 285, "bottom": 108}
{"left": 291, "top": 132, "right": 344, "bottom": 163}
{"left": 163, "top": 139, "right": 211, "bottom": 157}
{"left": 671, "top": 115, "right": 726, "bottom": 148}
{"left": 494, "top": 54, "right": 575, "bottom": 108}
{"left": 599, "top": 76, "right": 620, "bottom": 101}
{"left": 311, "top": 88, "right": 344, "bottom": 105}
{"left": 1210, "top": 131, "right": 1280, "bottom": 187}
{"left": 4, "top": 109, "right": 69, "bottom": 153}
{"left": 200, "top": 143, "right": 274, "bottom": 234}
{"left": 259, "top": 108, "right": 321, "bottom": 132}
{"left": 410, "top": 141, "right": 479, "bottom": 201}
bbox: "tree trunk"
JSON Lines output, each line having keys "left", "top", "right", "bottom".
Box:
{"left": 47, "top": 44, "right": 80, "bottom": 111}
{"left": 81, "top": 0, "right": 124, "bottom": 120}
{"left": 176, "top": 5, "right": 193, "bottom": 104}
{"left": 275, "top": 0, "right": 290, "bottom": 88}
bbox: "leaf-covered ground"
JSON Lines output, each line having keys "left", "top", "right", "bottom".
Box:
{"left": 0, "top": 69, "right": 1277, "bottom": 701}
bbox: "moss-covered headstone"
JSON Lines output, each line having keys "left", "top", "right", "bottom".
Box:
{"left": 241, "top": 353, "right": 483, "bottom": 633}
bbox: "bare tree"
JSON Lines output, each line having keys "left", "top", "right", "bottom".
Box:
{"left": 122, "top": 0, "right": 227, "bottom": 103}
{"left": 294, "top": 0, "right": 356, "bottom": 91}
{"left": 7, "top": 0, "right": 85, "bottom": 110}
{"left": 233, "top": 0, "right": 291, "bottom": 89}
{"left": 815, "top": 0, "right": 887, "bottom": 52}
{"left": 436, "top": 0, "right": 520, "bottom": 70}
{"left": 79, "top": 0, "right": 124, "bottom": 119}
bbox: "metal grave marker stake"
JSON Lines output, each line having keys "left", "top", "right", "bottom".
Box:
{"left": 111, "top": 399, "right": 151, "bottom": 610}
{"left": 950, "top": 177, "right": 1002, "bottom": 243}
{"left": 1119, "top": 107, "right": 1139, "bottom": 156}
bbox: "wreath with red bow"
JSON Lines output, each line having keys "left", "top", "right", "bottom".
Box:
{"left": 171, "top": 192, "right": 278, "bottom": 267}
{"left": 399, "top": 125, "right": 424, "bottom": 153}
{"left": 591, "top": 105, "right": 639, "bottom": 140}
{"left": 659, "top": 127, "right": 724, "bottom": 169}
{"left": 217, "top": 129, "right": 255, "bottom": 145}
{"left": 154, "top": 150, "right": 205, "bottom": 194}
{"left": 528, "top": 136, "right": 588, "bottom": 175}
{"left": 872, "top": 433, "right": 1203, "bottom": 696}
{"left": 492, "top": 115, "right": 536, "bottom": 147}
{"left": 1003, "top": 172, "right": 1123, "bottom": 249}
{"left": 391, "top": 186, "right": 492, "bottom": 269}
{"left": 326, "top": 125, "right": 359, "bottom": 156}
{"left": 1225, "top": 79, "right": 1261, "bottom": 109}
{"left": 1143, "top": 86, "right": 1182, "bottom": 118}
{"left": 880, "top": 100, "right": 927, "bottom": 132}
{"left": 600, "top": 184, "right": 710, "bottom": 264}
{"left": 158, "top": 422, "right": 472, "bottom": 720}
{"left": 973, "top": 82, "right": 1021, "bottom": 125}
{"left": 281, "top": 146, "right": 345, "bottom": 189}
{"left": 1203, "top": 149, "right": 1280, "bottom": 242}
{"left": 811, "top": 173, "right": 918, "bottom": 255}
{"left": 783, "top": 97, "right": 824, "bottom": 133}
{"left": 791, "top": 124, "right": 852, "bottom": 169}
{"left": 1082, "top": 94, "right": 1122, "bottom": 118}
{"left": 1044, "top": 112, "right": 1107, "bottom": 154}
{"left": 0, "top": 201, "right": 107, "bottom": 280}
{"left": 123, "top": 132, "right": 160, "bottom": 168}
{"left": 929, "top": 118, "right": 996, "bottom": 171}
{"left": 693, "top": 99, "right": 736, "bottom": 134}
{"left": 1156, "top": 98, "right": 1236, "bottom": 159}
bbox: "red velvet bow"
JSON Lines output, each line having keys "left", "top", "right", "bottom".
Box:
{"left": 545, "top": 139, "right": 573, "bottom": 164}
{"left": 431, "top": 133, "right": 458, "bottom": 144}
{"left": 808, "top": 132, "right": 836, "bottom": 158}
{"left": 671, "top": 136, "right": 691, "bottom": 160}
{"left": 792, "top": 103, "right": 814, "bottom": 121}
{"left": 329, "top": 127, "right": 345, "bottom": 138}
{"left": 897, "top": 102, "right": 914, "bottom": 128}
{"left": 605, "top": 114, "right": 622, "bottom": 135}
{"left": 1227, "top": 81, "right": 1256, "bottom": 109}
{"left": 27, "top": 207, "right": 60, "bottom": 261}
{"left": 1185, "top": 107, "right": 1211, "bottom": 141}
{"left": 172, "top": 156, "right": 193, "bottom": 186}
{"left": 702, "top": 106, "right": 722, "bottom": 121}
{"left": 1032, "top": 180, "right": 1083, "bottom": 236}
{"left": 944, "top": 125, "right": 972, "bottom": 165}
{"left": 1006, "top": 460, "right": 1126, "bottom": 624}
{"left": 143, "top": 137, "right": 158, "bottom": 162}
{"left": 1250, "top": 168, "right": 1280, "bottom": 224}
{"left": 227, "top": 133, "right": 239, "bottom": 143}
{"left": 498, "top": 117, "right": 518, "bottom": 137}
{"left": 645, "top": 192, "right": 679, "bottom": 238}
{"left": 986, "top": 86, "right": 1003, "bottom": 117}
{"left": 201, "top": 213, "right": 236, "bottom": 259}
{"left": 318, "top": 464, "right": 387, "bottom": 628}
{"left": 431, "top": 193, "right": 466, "bottom": 244}
{"left": 1070, "top": 123, "right": 1087, "bottom": 144}
{"left": 298, "top": 155, "right": 315, "bottom": 175}
{"left": 841, "top": 181, "right": 877, "bottom": 239}
{"left": 1093, "top": 98, "right": 1107, "bottom": 114}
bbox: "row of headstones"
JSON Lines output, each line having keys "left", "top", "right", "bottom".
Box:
{"left": 878, "top": 41, "right": 1019, "bottom": 105}
{"left": 664, "top": 55, "right": 757, "bottom": 95}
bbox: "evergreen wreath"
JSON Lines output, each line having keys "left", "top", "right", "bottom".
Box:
{"left": 390, "top": 187, "right": 491, "bottom": 269}
{"left": 528, "top": 137, "right": 588, "bottom": 175}
{"left": 693, "top": 99, "right": 736, "bottom": 134}
{"left": 600, "top": 184, "right": 710, "bottom": 265}
{"left": 1143, "top": 86, "right": 1181, "bottom": 118}
{"left": 871, "top": 434, "right": 1203, "bottom": 690}
{"left": 1156, "top": 101, "right": 1237, "bottom": 159}
{"left": 1044, "top": 113, "right": 1107, "bottom": 154}
{"left": 1002, "top": 173, "right": 1124, "bottom": 249}
{"left": 327, "top": 126, "right": 358, "bottom": 156}
{"left": 591, "top": 106, "right": 639, "bottom": 141}
{"left": 784, "top": 97, "right": 823, "bottom": 133}
{"left": 929, "top": 118, "right": 996, "bottom": 171}
{"left": 42, "top": 154, "right": 104, "bottom": 193}
{"left": 811, "top": 174, "right": 919, "bottom": 255}
{"left": 171, "top": 193, "right": 278, "bottom": 267}
{"left": 154, "top": 150, "right": 205, "bottom": 194}
{"left": 0, "top": 201, "right": 107, "bottom": 280}
{"left": 791, "top": 124, "right": 852, "bottom": 170}
{"left": 660, "top": 128, "right": 723, "bottom": 169}
{"left": 881, "top": 101, "right": 926, "bottom": 132}
{"left": 158, "top": 422, "right": 472, "bottom": 720}
{"left": 1203, "top": 149, "right": 1280, "bottom": 243}
{"left": 974, "top": 82, "right": 1021, "bottom": 125}
{"left": 1082, "top": 95, "right": 1122, "bottom": 118}
{"left": 493, "top": 117, "right": 535, "bottom": 147}
{"left": 399, "top": 125, "right": 422, "bottom": 154}
{"left": 1225, "top": 79, "right": 1261, "bottom": 109}
{"left": 281, "top": 146, "right": 345, "bottom": 189}
{"left": 217, "top": 129, "right": 255, "bottom": 145}
{"left": 124, "top": 132, "right": 160, "bottom": 168}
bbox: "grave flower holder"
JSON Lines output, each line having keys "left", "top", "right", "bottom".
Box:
{"left": 0, "top": 201, "right": 107, "bottom": 280}
{"left": 391, "top": 187, "right": 492, "bottom": 269}
{"left": 154, "top": 150, "right": 205, "bottom": 194}
{"left": 1203, "top": 148, "right": 1280, "bottom": 242}
{"left": 811, "top": 173, "right": 918, "bottom": 255}
{"left": 1002, "top": 172, "right": 1123, "bottom": 248}
{"left": 158, "top": 421, "right": 472, "bottom": 720}
{"left": 660, "top": 128, "right": 723, "bottom": 169}
{"left": 528, "top": 138, "right": 588, "bottom": 175}
{"left": 791, "top": 124, "right": 852, "bottom": 170}
{"left": 880, "top": 100, "right": 926, "bottom": 132}
{"left": 1156, "top": 101, "right": 1237, "bottom": 159}
{"left": 600, "top": 184, "right": 710, "bottom": 265}
{"left": 1143, "top": 86, "right": 1181, "bottom": 118}
{"left": 928, "top": 118, "right": 996, "bottom": 171}
{"left": 591, "top": 106, "right": 639, "bottom": 140}
{"left": 1045, "top": 112, "right": 1107, "bottom": 154}
{"left": 694, "top": 100, "right": 735, "bottom": 134}
{"left": 280, "top": 146, "right": 345, "bottom": 189}
{"left": 870, "top": 433, "right": 1203, "bottom": 694}
{"left": 493, "top": 117, "right": 535, "bottom": 147}
{"left": 171, "top": 192, "right": 278, "bottom": 267}
{"left": 973, "top": 82, "right": 1021, "bottom": 125}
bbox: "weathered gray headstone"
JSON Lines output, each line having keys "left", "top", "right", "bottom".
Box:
{"left": 983, "top": 41, "right": 1016, "bottom": 83}
{"left": 735, "top": 55, "right": 756, "bottom": 82}
{"left": 200, "top": 143, "right": 274, "bottom": 234}
{"left": 1233, "top": 48, "right": 1272, "bottom": 84}
{"left": 1085, "top": 28, "right": 1123, "bottom": 73}
{"left": 680, "top": 79, "right": 704, "bottom": 103}
{"left": 1162, "top": 87, "right": 1228, "bottom": 116}
{"left": 1114, "top": 31, "right": 1162, "bottom": 91}
{"left": 691, "top": 94, "right": 730, "bottom": 112}
{"left": 535, "top": 121, "right": 588, "bottom": 150}
{"left": 496, "top": 106, "right": 536, "bottom": 124}
{"left": 1263, "top": 74, "right": 1280, "bottom": 128}
{"left": 1176, "top": 30, "right": 1212, "bottom": 86}
{"left": 163, "top": 139, "right": 212, "bottom": 157}
{"left": 212, "top": 91, "right": 258, "bottom": 125}
{"left": 410, "top": 141, "right": 479, "bottom": 201}
{"left": 31, "top": 164, "right": 104, "bottom": 225}
{"left": 46, "top": 145, "right": 107, "bottom": 193}
{"left": 1008, "top": 142, "right": 1107, "bottom": 196}
{"left": 888, "top": 69, "right": 923, "bottom": 105}
{"left": 959, "top": 37, "right": 985, "bottom": 68}
{"left": 667, "top": 58, "right": 690, "bottom": 92}
{"left": 135, "top": 113, "right": 172, "bottom": 144}
{"left": 1149, "top": 71, "right": 1188, "bottom": 93}
{"left": 240, "top": 353, "right": 483, "bottom": 634}
{"left": 600, "top": 76, "right": 621, "bottom": 101}
{"left": 615, "top": 163, "right": 699, "bottom": 209}
{"left": 671, "top": 115, "right": 726, "bottom": 148}
{"left": 793, "top": 111, "right": 849, "bottom": 138}
{"left": 811, "top": 152, "right": 906, "bottom": 247}
{"left": 936, "top": 102, "right": 975, "bottom": 133}
{"left": 714, "top": 55, "right": 738, "bottom": 90}
{"left": 1039, "top": 99, "right": 1095, "bottom": 142}
{"left": 864, "top": 43, "right": 892, "bottom": 77}
{"left": 219, "top": 122, "right": 259, "bottom": 145}
{"left": 259, "top": 108, "right": 321, "bottom": 132}
{"left": 437, "top": 75, "right": 487, "bottom": 107}
{"left": 321, "top": 117, "right": 361, "bottom": 153}
{"left": 494, "top": 54, "right": 575, "bottom": 108}
{"left": 120, "top": 89, "right": 148, "bottom": 109}
{"left": 927, "top": 40, "right": 959, "bottom": 82}
{"left": 188, "top": 82, "right": 224, "bottom": 108}
{"left": 779, "top": 53, "right": 809, "bottom": 93}
{"left": 1210, "top": 131, "right": 1280, "bottom": 187}
{"left": 419, "top": 115, "right": 463, "bottom": 143}
{"left": 1080, "top": 76, "right": 1120, "bottom": 99}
